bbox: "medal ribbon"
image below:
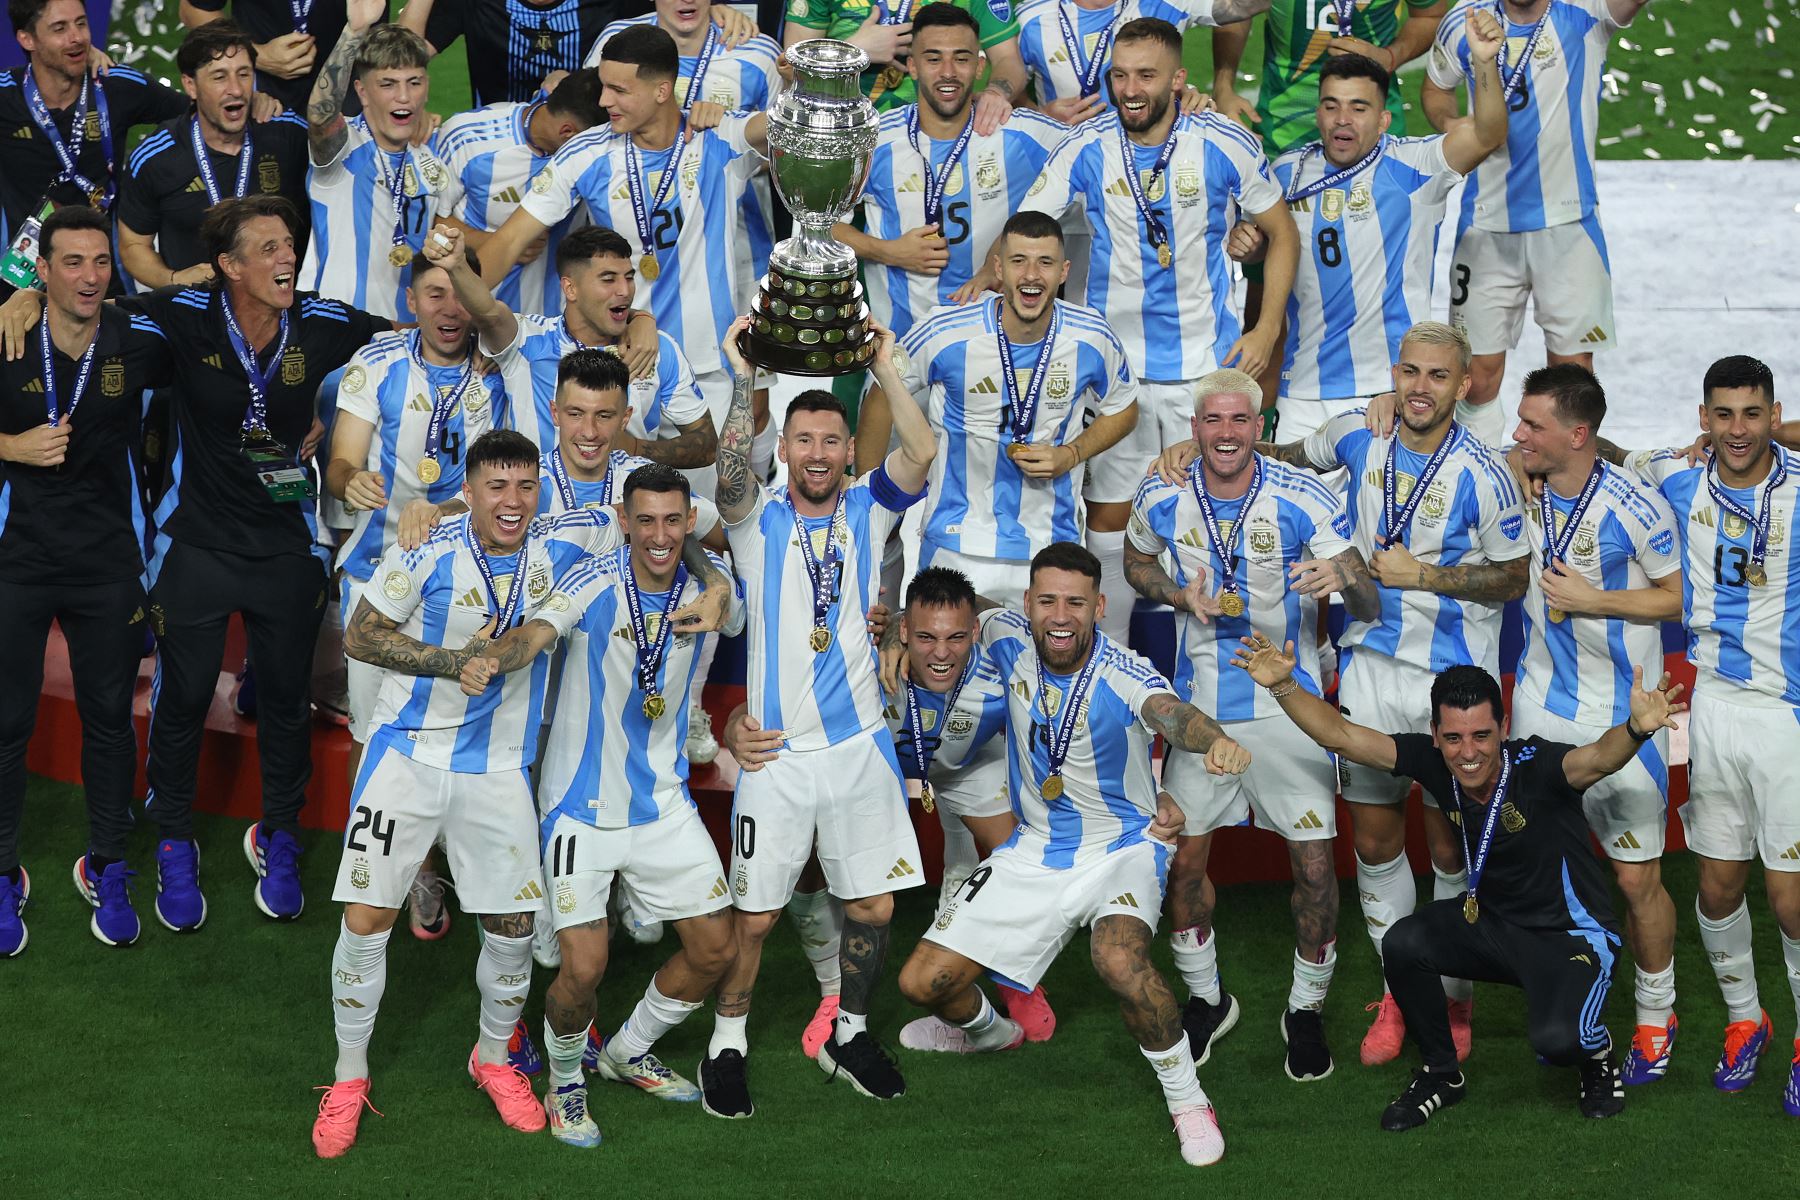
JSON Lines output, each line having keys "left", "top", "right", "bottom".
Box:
{"left": 547, "top": 444, "right": 577, "bottom": 510}
{"left": 409, "top": 330, "right": 476, "bottom": 467}
{"left": 624, "top": 126, "right": 686, "bottom": 262}
{"left": 1496, "top": 1, "right": 1552, "bottom": 106}
{"left": 220, "top": 292, "right": 291, "bottom": 436}
{"left": 290, "top": 0, "right": 316, "bottom": 34}
{"left": 38, "top": 302, "right": 98, "bottom": 427}
{"left": 1035, "top": 637, "right": 1102, "bottom": 791}
{"left": 24, "top": 70, "right": 114, "bottom": 207}
{"left": 787, "top": 488, "right": 846, "bottom": 634}
{"left": 619, "top": 544, "right": 688, "bottom": 701}
{"left": 904, "top": 660, "right": 972, "bottom": 782}
{"left": 1707, "top": 450, "right": 1790, "bottom": 575}
{"left": 1282, "top": 136, "right": 1384, "bottom": 203}
{"left": 995, "top": 297, "right": 1062, "bottom": 445}
{"left": 1190, "top": 455, "right": 1263, "bottom": 608}
{"left": 464, "top": 517, "right": 529, "bottom": 630}
{"left": 189, "top": 116, "right": 254, "bottom": 205}
{"left": 1055, "top": 3, "right": 1119, "bottom": 97}
{"left": 362, "top": 122, "right": 415, "bottom": 262}
{"left": 1330, "top": 0, "right": 1357, "bottom": 37}
{"left": 879, "top": 0, "right": 914, "bottom": 24}
{"left": 1380, "top": 423, "right": 1459, "bottom": 544}
{"left": 1538, "top": 459, "right": 1605, "bottom": 565}
{"left": 681, "top": 22, "right": 720, "bottom": 115}
{"left": 906, "top": 104, "right": 975, "bottom": 229}
{"left": 1451, "top": 747, "right": 1512, "bottom": 910}
{"left": 1116, "top": 117, "right": 1178, "bottom": 256}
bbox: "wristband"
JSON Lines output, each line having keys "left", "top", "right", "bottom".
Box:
{"left": 1625, "top": 718, "right": 1654, "bottom": 743}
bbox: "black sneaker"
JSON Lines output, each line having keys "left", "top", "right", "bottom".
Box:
{"left": 1183, "top": 994, "right": 1240, "bottom": 1066}
{"left": 1281, "top": 1009, "right": 1334, "bottom": 1081}
{"left": 817, "top": 1031, "right": 906, "bottom": 1099}
{"left": 1380, "top": 1068, "right": 1466, "bottom": 1132}
{"left": 699, "top": 1050, "right": 753, "bottom": 1119}
{"left": 1578, "top": 1050, "right": 1625, "bottom": 1119}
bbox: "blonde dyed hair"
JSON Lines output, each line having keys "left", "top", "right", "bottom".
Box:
{"left": 1400, "top": 321, "right": 1472, "bottom": 372}
{"left": 1192, "top": 367, "right": 1264, "bottom": 414}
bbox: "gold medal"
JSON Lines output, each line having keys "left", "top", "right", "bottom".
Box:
{"left": 877, "top": 64, "right": 905, "bottom": 92}
{"left": 639, "top": 254, "right": 660, "bottom": 281}
{"left": 389, "top": 243, "right": 412, "bottom": 268}
{"left": 1747, "top": 563, "right": 1768, "bottom": 587}
{"left": 1463, "top": 895, "right": 1479, "bottom": 924}
{"left": 1156, "top": 242, "right": 1172, "bottom": 269}
{"left": 89, "top": 189, "right": 106, "bottom": 208}
{"left": 643, "top": 693, "right": 666, "bottom": 721}
{"left": 1217, "top": 591, "right": 1244, "bottom": 618}
{"left": 1040, "top": 773, "right": 1064, "bottom": 801}
{"left": 417, "top": 457, "right": 441, "bottom": 484}
{"left": 919, "top": 781, "right": 935, "bottom": 814}
{"left": 1546, "top": 607, "right": 1565, "bottom": 623}
{"left": 810, "top": 626, "right": 832, "bottom": 654}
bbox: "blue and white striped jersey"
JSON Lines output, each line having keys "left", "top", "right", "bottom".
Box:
{"left": 538, "top": 546, "right": 745, "bottom": 829}
{"left": 537, "top": 446, "right": 722, "bottom": 535}
{"left": 333, "top": 331, "right": 509, "bottom": 581}
{"left": 1127, "top": 455, "right": 1341, "bottom": 720}
{"left": 979, "top": 609, "right": 1175, "bottom": 869}
{"left": 1427, "top": 0, "right": 1624, "bottom": 234}
{"left": 436, "top": 101, "right": 577, "bottom": 318}
{"left": 1021, "top": 109, "right": 1283, "bottom": 382}
{"left": 1272, "top": 135, "right": 1462, "bottom": 402}
{"left": 1015, "top": 0, "right": 1219, "bottom": 108}
{"left": 1513, "top": 460, "right": 1680, "bottom": 726}
{"left": 1629, "top": 447, "right": 1800, "bottom": 708}
{"left": 894, "top": 297, "right": 1137, "bottom": 559}
{"left": 727, "top": 467, "right": 926, "bottom": 752}
{"left": 858, "top": 104, "right": 1067, "bottom": 338}
{"left": 491, "top": 314, "right": 709, "bottom": 450}
{"left": 1301, "top": 412, "right": 1530, "bottom": 674}
{"left": 519, "top": 116, "right": 764, "bottom": 376}
{"left": 304, "top": 119, "right": 462, "bottom": 321}
{"left": 880, "top": 644, "right": 1011, "bottom": 784}
{"left": 361, "top": 508, "right": 620, "bottom": 772}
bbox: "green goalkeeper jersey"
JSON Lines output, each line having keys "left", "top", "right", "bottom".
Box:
{"left": 782, "top": 0, "right": 1020, "bottom": 111}
{"left": 1253, "top": 0, "right": 1437, "bottom": 157}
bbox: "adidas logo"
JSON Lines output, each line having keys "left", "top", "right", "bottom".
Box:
{"left": 886, "top": 858, "right": 918, "bottom": 880}
{"left": 21, "top": 378, "right": 42, "bottom": 393}
{"left": 1781, "top": 842, "right": 1800, "bottom": 862}
{"left": 1104, "top": 177, "right": 1135, "bottom": 198}
{"left": 457, "top": 587, "right": 486, "bottom": 608}
{"left": 202, "top": 353, "right": 223, "bottom": 370}
{"left": 184, "top": 177, "right": 206, "bottom": 193}
{"left": 611, "top": 183, "right": 630, "bottom": 202}
{"left": 707, "top": 877, "right": 728, "bottom": 900}
{"left": 970, "top": 376, "right": 999, "bottom": 395}
{"left": 1613, "top": 832, "right": 1642, "bottom": 851}
{"left": 1570, "top": 953, "right": 1593, "bottom": 966}
{"left": 408, "top": 392, "right": 433, "bottom": 412}
{"left": 1177, "top": 528, "right": 1206, "bottom": 550}
{"left": 1293, "top": 810, "right": 1325, "bottom": 831}
{"left": 1110, "top": 892, "right": 1140, "bottom": 908}
{"left": 333, "top": 997, "right": 367, "bottom": 1008}
{"left": 11, "top": 126, "right": 31, "bottom": 139}
{"left": 513, "top": 880, "right": 545, "bottom": 902}
{"left": 1365, "top": 915, "right": 1388, "bottom": 929}
{"left": 896, "top": 174, "right": 923, "bottom": 193}
{"left": 1578, "top": 326, "right": 1608, "bottom": 345}
{"left": 495, "top": 185, "right": 522, "bottom": 204}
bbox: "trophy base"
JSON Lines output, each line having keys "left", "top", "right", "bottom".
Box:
{"left": 739, "top": 264, "right": 876, "bottom": 377}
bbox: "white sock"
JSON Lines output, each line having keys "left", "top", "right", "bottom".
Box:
{"left": 1086, "top": 529, "right": 1133, "bottom": 646}
{"left": 1696, "top": 899, "right": 1761, "bottom": 1024}
{"left": 1141, "top": 1037, "right": 1207, "bottom": 1115}
{"left": 545, "top": 1020, "right": 587, "bottom": 1087}
{"left": 1454, "top": 396, "right": 1506, "bottom": 448}
{"left": 611, "top": 979, "right": 702, "bottom": 1062}
{"left": 1169, "top": 925, "right": 1221, "bottom": 1004}
{"left": 1781, "top": 930, "right": 1800, "bottom": 1036}
{"left": 751, "top": 411, "right": 777, "bottom": 481}
{"left": 1356, "top": 852, "right": 1415, "bottom": 962}
{"left": 936, "top": 811, "right": 980, "bottom": 914}
{"left": 1634, "top": 958, "right": 1677, "bottom": 1028}
{"left": 331, "top": 920, "right": 391, "bottom": 1082}
{"left": 1433, "top": 865, "right": 1473, "bottom": 1002}
{"left": 834, "top": 1008, "right": 869, "bottom": 1044}
{"left": 690, "top": 623, "right": 720, "bottom": 716}
{"left": 709, "top": 1012, "right": 748, "bottom": 1058}
{"left": 475, "top": 931, "right": 534, "bottom": 1065}
{"left": 786, "top": 888, "right": 843, "bottom": 996}
{"left": 1288, "top": 940, "right": 1337, "bottom": 1013}
{"left": 955, "top": 990, "right": 1016, "bottom": 1051}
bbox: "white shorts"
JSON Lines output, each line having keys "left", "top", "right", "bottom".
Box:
{"left": 331, "top": 735, "right": 543, "bottom": 913}
{"left": 916, "top": 542, "right": 1032, "bottom": 609}
{"left": 1086, "top": 379, "right": 1196, "bottom": 505}
{"left": 540, "top": 805, "right": 730, "bottom": 931}
{"left": 1275, "top": 393, "right": 1376, "bottom": 449}
{"left": 1510, "top": 696, "right": 1668, "bottom": 862}
{"left": 930, "top": 751, "right": 1013, "bottom": 822}
{"left": 1337, "top": 650, "right": 1441, "bottom": 808}
{"left": 1681, "top": 687, "right": 1800, "bottom": 872}
{"left": 1449, "top": 218, "right": 1615, "bottom": 358}
{"left": 1163, "top": 711, "right": 1338, "bottom": 839}
{"left": 729, "top": 729, "right": 922, "bottom": 910}
{"left": 927, "top": 838, "right": 1171, "bottom": 990}
{"left": 340, "top": 574, "right": 380, "bottom": 744}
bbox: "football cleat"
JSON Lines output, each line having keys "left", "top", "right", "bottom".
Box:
{"left": 685, "top": 706, "right": 719, "bottom": 767}
{"left": 1783, "top": 1041, "right": 1800, "bottom": 1118}
{"left": 997, "top": 984, "right": 1056, "bottom": 1042}
{"left": 699, "top": 1050, "right": 753, "bottom": 1119}
{"left": 1360, "top": 993, "right": 1406, "bottom": 1067}
{"left": 1447, "top": 995, "right": 1474, "bottom": 1063}
{"left": 0, "top": 866, "right": 29, "bottom": 957}
{"left": 406, "top": 868, "right": 450, "bottom": 940}
{"left": 1281, "top": 1009, "right": 1333, "bottom": 1082}
{"left": 1622, "top": 1014, "right": 1678, "bottom": 1086}
{"left": 244, "top": 823, "right": 304, "bottom": 920}
{"left": 1714, "top": 1011, "right": 1773, "bottom": 1092}
{"left": 1577, "top": 1049, "right": 1625, "bottom": 1119}
{"left": 73, "top": 856, "right": 140, "bottom": 946}
{"left": 818, "top": 1031, "right": 906, "bottom": 1099}
{"left": 898, "top": 1014, "right": 1024, "bottom": 1054}
{"left": 802, "top": 994, "right": 840, "bottom": 1059}
{"left": 1171, "top": 1103, "right": 1225, "bottom": 1167}
{"left": 1379, "top": 1069, "right": 1466, "bottom": 1132}
{"left": 154, "top": 838, "right": 206, "bottom": 932}
{"left": 468, "top": 1048, "right": 547, "bottom": 1132}
{"left": 592, "top": 1040, "right": 701, "bottom": 1101}
{"left": 311, "top": 1079, "right": 378, "bottom": 1159}
{"left": 508, "top": 1018, "right": 544, "bottom": 1076}
{"left": 1182, "top": 994, "right": 1239, "bottom": 1066}
{"left": 544, "top": 1082, "right": 603, "bottom": 1148}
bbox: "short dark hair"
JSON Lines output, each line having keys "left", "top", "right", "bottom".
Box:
{"left": 1029, "top": 541, "right": 1102, "bottom": 588}
{"left": 200, "top": 195, "right": 300, "bottom": 273}
{"left": 353, "top": 24, "right": 430, "bottom": 80}
{"left": 906, "top": 566, "right": 977, "bottom": 613}
{"left": 1429, "top": 665, "right": 1505, "bottom": 728}
{"left": 1002, "top": 209, "right": 1065, "bottom": 247}
{"left": 623, "top": 461, "right": 692, "bottom": 507}
{"left": 556, "top": 225, "right": 634, "bottom": 278}
{"left": 1319, "top": 52, "right": 1391, "bottom": 101}
{"left": 177, "top": 18, "right": 256, "bottom": 78}
{"left": 602, "top": 24, "right": 679, "bottom": 83}
{"left": 911, "top": 2, "right": 981, "bottom": 39}
{"left": 409, "top": 243, "right": 481, "bottom": 282}
{"left": 1112, "top": 16, "right": 1183, "bottom": 58}
{"left": 1703, "top": 355, "right": 1775, "bottom": 404}
{"left": 784, "top": 389, "right": 851, "bottom": 430}
{"left": 9, "top": 0, "right": 63, "bottom": 39}
{"left": 1521, "top": 363, "right": 1605, "bottom": 434}
{"left": 555, "top": 347, "right": 630, "bottom": 398}
{"left": 37, "top": 204, "right": 110, "bottom": 260}
{"left": 544, "top": 67, "right": 605, "bottom": 127}
{"left": 465, "top": 429, "right": 541, "bottom": 478}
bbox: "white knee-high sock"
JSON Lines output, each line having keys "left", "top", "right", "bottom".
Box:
{"left": 610, "top": 979, "right": 703, "bottom": 1061}
{"left": 937, "top": 812, "right": 980, "bottom": 913}
{"left": 1696, "top": 899, "right": 1761, "bottom": 1024}
{"left": 1634, "top": 958, "right": 1676, "bottom": 1028}
{"left": 786, "top": 888, "right": 842, "bottom": 997}
{"left": 709, "top": 1013, "right": 749, "bottom": 1058}
{"left": 1356, "top": 852, "right": 1415, "bottom": 962}
{"left": 1288, "top": 940, "right": 1337, "bottom": 1013}
{"left": 331, "top": 920, "right": 391, "bottom": 1082}
{"left": 1454, "top": 397, "right": 1506, "bottom": 448}
{"left": 475, "top": 932, "right": 534, "bottom": 1065}
{"left": 955, "top": 990, "right": 1018, "bottom": 1051}
{"left": 1781, "top": 930, "right": 1800, "bottom": 1036}
{"left": 1141, "top": 1037, "right": 1207, "bottom": 1114}
{"left": 544, "top": 1019, "right": 587, "bottom": 1087}
{"left": 1433, "top": 865, "right": 1473, "bottom": 1002}
{"left": 1169, "top": 926, "right": 1221, "bottom": 1004}
{"left": 1087, "top": 529, "right": 1133, "bottom": 646}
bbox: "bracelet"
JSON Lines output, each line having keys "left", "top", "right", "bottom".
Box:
{"left": 1624, "top": 718, "right": 1654, "bottom": 743}
{"left": 1267, "top": 677, "right": 1299, "bottom": 700}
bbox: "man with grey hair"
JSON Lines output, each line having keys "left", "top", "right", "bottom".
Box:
{"left": 1126, "top": 366, "right": 1379, "bottom": 1081}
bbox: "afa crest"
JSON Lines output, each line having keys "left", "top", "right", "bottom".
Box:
{"left": 280, "top": 347, "right": 306, "bottom": 386}
{"left": 99, "top": 358, "right": 125, "bottom": 397}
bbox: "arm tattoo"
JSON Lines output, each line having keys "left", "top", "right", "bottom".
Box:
{"left": 482, "top": 620, "right": 556, "bottom": 675}
{"left": 1123, "top": 541, "right": 1186, "bottom": 609}
{"left": 986, "top": 77, "right": 1017, "bottom": 100}
{"left": 1593, "top": 436, "right": 1629, "bottom": 467}
{"left": 715, "top": 373, "right": 756, "bottom": 521}
{"left": 344, "top": 600, "right": 483, "bottom": 677}
{"left": 1260, "top": 439, "right": 1324, "bottom": 471}
{"left": 838, "top": 917, "right": 891, "bottom": 1018}
{"left": 681, "top": 534, "right": 724, "bottom": 588}
{"left": 1140, "top": 692, "right": 1227, "bottom": 754}
{"left": 634, "top": 416, "right": 719, "bottom": 469}
{"left": 1330, "top": 547, "right": 1381, "bottom": 623}
{"left": 306, "top": 26, "right": 368, "bottom": 161}
{"left": 880, "top": 606, "right": 905, "bottom": 653}
{"left": 1422, "top": 555, "right": 1530, "bottom": 603}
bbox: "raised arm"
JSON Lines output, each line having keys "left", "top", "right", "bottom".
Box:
{"left": 307, "top": 0, "right": 384, "bottom": 163}
{"left": 855, "top": 380, "right": 895, "bottom": 478}
{"left": 1231, "top": 633, "right": 1398, "bottom": 771}
{"left": 396, "top": 0, "right": 442, "bottom": 53}
{"left": 621, "top": 414, "right": 718, "bottom": 470}
{"left": 869, "top": 323, "right": 934, "bottom": 495}
{"left": 477, "top": 207, "right": 555, "bottom": 290}
{"left": 1561, "top": 668, "right": 1685, "bottom": 791}
{"left": 1419, "top": 74, "right": 1460, "bottom": 135}
{"left": 1440, "top": 7, "right": 1506, "bottom": 175}
{"left": 1209, "top": 19, "right": 1257, "bottom": 128}
{"left": 714, "top": 315, "right": 761, "bottom": 526}
{"left": 423, "top": 225, "right": 519, "bottom": 355}
{"left": 1140, "top": 693, "right": 1251, "bottom": 774}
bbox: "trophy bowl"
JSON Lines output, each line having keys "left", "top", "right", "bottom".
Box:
{"left": 740, "top": 39, "right": 881, "bottom": 377}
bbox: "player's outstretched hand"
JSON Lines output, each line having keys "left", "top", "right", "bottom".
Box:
{"left": 1204, "top": 735, "right": 1251, "bottom": 776}
{"left": 1176, "top": 570, "right": 1225, "bottom": 623}
{"left": 397, "top": 497, "right": 445, "bottom": 549}
{"left": 1629, "top": 667, "right": 1686, "bottom": 735}
{"left": 722, "top": 313, "right": 753, "bottom": 379}
{"left": 722, "top": 707, "right": 784, "bottom": 770}
{"left": 1288, "top": 557, "right": 1352, "bottom": 600}
{"left": 1230, "top": 632, "right": 1298, "bottom": 687}
{"left": 671, "top": 577, "right": 730, "bottom": 633}
{"left": 972, "top": 87, "right": 1013, "bottom": 136}
{"left": 1211, "top": 83, "right": 1258, "bottom": 129}
{"left": 1463, "top": 8, "right": 1504, "bottom": 63}
{"left": 1148, "top": 437, "right": 1200, "bottom": 485}
{"left": 1148, "top": 790, "right": 1183, "bottom": 843}
{"left": 424, "top": 223, "right": 462, "bottom": 265}
{"left": 0, "top": 287, "right": 44, "bottom": 361}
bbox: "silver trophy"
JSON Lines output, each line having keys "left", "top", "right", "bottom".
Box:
{"left": 740, "top": 39, "right": 880, "bottom": 376}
